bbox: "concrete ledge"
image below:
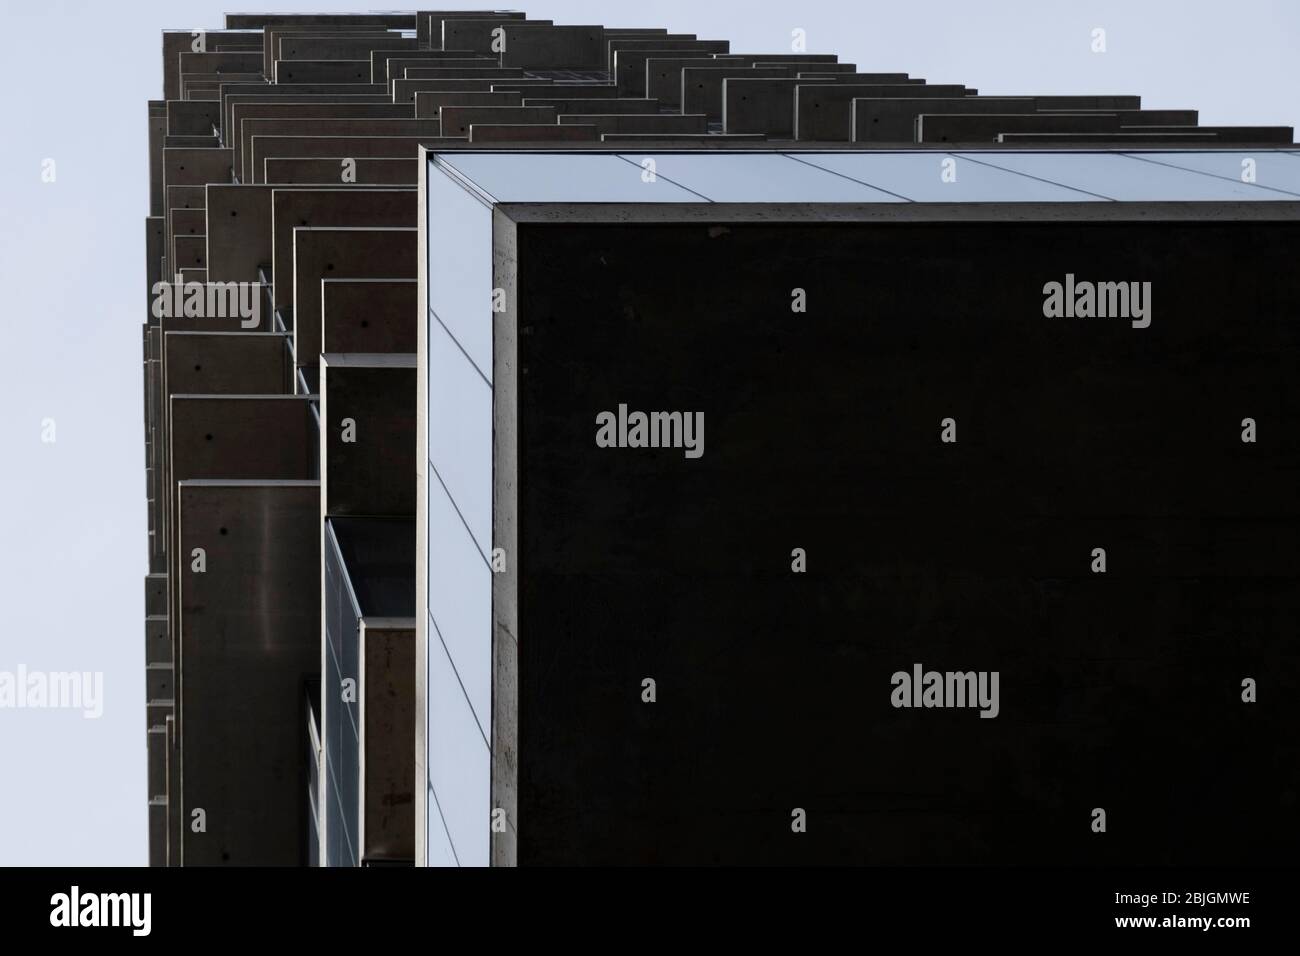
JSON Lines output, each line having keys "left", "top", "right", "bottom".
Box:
{"left": 273, "top": 189, "right": 416, "bottom": 313}
{"left": 264, "top": 157, "right": 419, "bottom": 185}
{"left": 292, "top": 227, "right": 418, "bottom": 367}
{"left": 322, "top": 278, "right": 418, "bottom": 353}
{"left": 501, "top": 24, "right": 605, "bottom": 71}
{"left": 320, "top": 353, "right": 417, "bottom": 516}
{"left": 441, "top": 106, "right": 557, "bottom": 137}
{"left": 795, "top": 83, "right": 970, "bottom": 140}
{"left": 414, "top": 91, "right": 524, "bottom": 119}
{"left": 177, "top": 479, "right": 321, "bottom": 865}
{"left": 470, "top": 124, "right": 599, "bottom": 143}
{"left": 559, "top": 113, "right": 708, "bottom": 135}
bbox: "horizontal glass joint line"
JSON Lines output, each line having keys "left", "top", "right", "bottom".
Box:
{"left": 1121, "top": 152, "right": 1300, "bottom": 198}
{"left": 612, "top": 154, "right": 714, "bottom": 201}
{"left": 429, "top": 609, "right": 490, "bottom": 749}
{"left": 323, "top": 624, "right": 361, "bottom": 741}
{"left": 783, "top": 153, "right": 916, "bottom": 202}
{"left": 325, "top": 757, "right": 358, "bottom": 866}
{"left": 951, "top": 153, "right": 1117, "bottom": 201}
{"left": 429, "top": 305, "right": 492, "bottom": 389}
{"left": 429, "top": 782, "right": 462, "bottom": 867}
{"left": 428, "top": 459, "right": 492, "bottom": 572}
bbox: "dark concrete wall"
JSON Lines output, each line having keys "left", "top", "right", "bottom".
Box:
{"left": 507, "top": 215, "right": 1300, "bottom": 865}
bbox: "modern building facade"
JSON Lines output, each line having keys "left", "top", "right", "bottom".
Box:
{"left": 144, "top": 10, "right": 1300, "bottom": 866}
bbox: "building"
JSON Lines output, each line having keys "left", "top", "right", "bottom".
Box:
{"left": 143, "top": 9, "right": 1300, "bottom": 866}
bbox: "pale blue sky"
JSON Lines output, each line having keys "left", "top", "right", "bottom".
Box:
{"left": 0, "top": 0, "right": 1296, "bottom": 866}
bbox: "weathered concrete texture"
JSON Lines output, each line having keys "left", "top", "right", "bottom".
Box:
{"left": 261, "top": 23, "right": 397, "bottom": 75}
{"left": 359, "top": 619, "right": 416, "bottom": 864}
{"left": 1037, "top": 95, "right": 1141, "bottom": 110}
{"left": 997, "top": 132, "right": 1218, "bottom": 145}
{"left": 487, "top": 210, "right": 520, "bottom": 867}
{"left": 146, "top": 615, "right": 170, "bottom": 665}
{"left": 522, "top": 96, "right": 657, "bottom": 115}
{"left": 683, "top": 67, "right": 881, "bottom": 120}
{"left": 168, "top": 100, "right": 221, "bottom": 136}
{"left": 205, "top": 185, "right": 276, "bottom": 282}
{"left": 274, "top": 60, "right": 371, "bottom": 84}
{"left": 292, "top": 227, "right": 418, "bottom": 367}
{"left": 320, "top": 354, "right": 417, "bottom": 516}
{"left": 278, "top": 34, "right": 417, "bottom": 61}
{"left": 166, "top": 395, "right": 319, "bottom": 724}
{"left": 179, "top": 50, "right": 262, "bottom": 77}
{"left": 373, "top": 50, "right": 497, "bottom": 84}
{"left": 163, "top": 332, "right": 290, "bottom": 402}
{"left": 725, "top": 77, "right": 911, "bottom": 136}
{"left": 146, "top": 663, "right": 173, "bottom": 703}
{"left": 322, "top": 279, "right": 418, "bottom": 354}
{"left": 221, "top": 85, "right": 390, "bottom": 135}
{"left": 165, "top": 716, "right": 179, "bottom": 864}
{"left": 502, "top": 24, "right": 607, "bottom": 71}
{"left": 177, "top": 480, "right": 321, "bottom": 865}
{"left": 149, "top": 105, "right": 166, "bottom": 215}
{"left": 470, "top": 123, "right": 599, "bottom": 143}
{"left": 444, "top": 17, "right": 554, "bottom": 55}
{"left": 440, "top": 106, "right": 557, "bottom": 137}
{"left": 264, "top": 157, "right": 419, "bottom": 185}
{"left": 851, "top": 96, "right": 1036, "bottom": 142}
{"left": 430, "top": 11, "right": 526, "bottom": 51}
{"left": 604, "top": 34, "right": 695, "bottom": 70}
{"left": 166, "top": 185, "right": 206, "bottom": 211}
{"left": 165, "top": 135, "right": 219, "bottom": 149}
{"left": 916, "top": 112, "right": 1124, "bottom": 143}
{"left": 414, "top": 91, "right": 524, "bottom": 119}
{"left": 400, "top": 61, "right": 516, "bottom": 80}
{"left": 239, "top": 119, "right": 441, "bottom": 182}
{"left": 148, "top": 726, "right": 168, "bottom": 797}
{"left": 148, "top": 799, "right": 167, "bottom": 867}
{"left": 500, "top": 212, "right": 1300, "bottom": 864}
{"left": 530, "top": 85, "right": 624, "bottom": 99}
{"left": 403, "top": 66, "right": 525, "bottom": 80}
{"left": 1099, "top": 109, "right": 1199, "bottom": 127}
{"left": 183, "top": 75, "right": 263, "bottom": 99}
{"left": 645, "top": 55, "right": 747, "bottom": 105}
{"left": 174, "top": 234, "right": 206, "bottom": 272}
{"left": 794, "top": 83, "right": 971, "bottom": 140}
{"left": 164, "top": 148, "right": 232, "bottom": 192}
{"left": 559, "top": 113, "right": 708, "bottom": 135}
{"left": 272, "top": 189, "right": 415, "bottom": 312}
{"left": 1126, "top": 125, "right": 1294, "bottom": 144}
{"left": 146, "top": 573, "right": 168, "bottom": 616}
{"left": 162, "top": 31, "right": 261, "bottom": 101}
{"left": 597, "top": 132, "right": 767, "bottom": 143}
{"left": 250, "top": 137, "right": 454, "bottom": 184}
{"left": 231, "top": 100, "right": 413, "bottom": 145}
{"left": 147, "top": 702, "right": 171, "bottom": 732}
{"left": 614, "top": 41, "right": 731, "bottom": 95}
{"left": 145, "top": 218, "right": 164, "bottom": 305}
{"left": 393, "top": 77, "right": 557, "bottom": 103}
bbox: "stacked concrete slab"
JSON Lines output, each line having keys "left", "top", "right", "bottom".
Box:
{"left": 143, "top": 9, "right": 1297, "bottom": 867}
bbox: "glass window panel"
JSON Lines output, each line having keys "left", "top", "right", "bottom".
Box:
{"left": 428, "top": 318, "right": 492, "bottom": 559}
{"left": 433, "top": 153, "right": 702, "bottom": 203}
{"left": 800, "top": 151, "right": 1105, "bottom": 202}
{"left": 1122, "top": 151, "right": 1300, "bottom": 197}
{"left": 955, "top": 151, "right": 1280, "bottom": 201}
{"left": 618, "top": 152, "right": 907, "bottom": 202}
{"left": 428, "top": 618, "right": 490, "bottom": 867}
{"left": 428, "top": 164, "right": 495, "bottom": 383}
{"left": 426, "top": 476, "right": 492, "bottom": 738}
